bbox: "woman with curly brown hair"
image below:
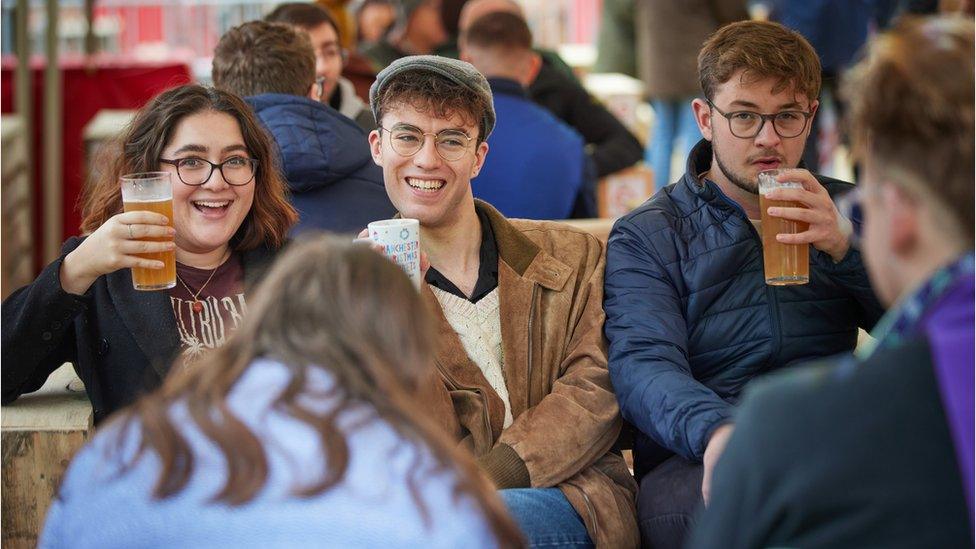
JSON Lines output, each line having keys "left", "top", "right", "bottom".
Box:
{"left": 40, "top": 235, "right": 524, "bottom": 548}
{"left": 2, "top": 84, "right": 298, "bottom": 423}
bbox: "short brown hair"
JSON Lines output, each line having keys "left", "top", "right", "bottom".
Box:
{"left": 81, "top": 85, "right": 297, "bottom": 250}
{"left": 698, "top": 20, "right": 821, "bottom": 102}
{"left": 265, "top": 2, "right": 340, "bottom": 38}
{"left": 212, "top": 21, "right": 315, "bottom": 98}
{"left": 375, "top": 69, "right": 494, "bottom": 144}
{"left": 843, "top": 15, "right": 974, "bottom": 244}
{"left": 463, "top": 11, "right": 532, "bottom": 51}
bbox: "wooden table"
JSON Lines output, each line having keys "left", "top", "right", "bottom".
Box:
{"left": 2, "top": 363, "right": 92, "bottom": 548}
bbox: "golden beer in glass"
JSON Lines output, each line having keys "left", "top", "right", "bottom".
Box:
{"left": 758, "top": 170, "right": 809, "bottom": 285}
{"left": 120, "top": 172, "right": 176, "bottom": 290}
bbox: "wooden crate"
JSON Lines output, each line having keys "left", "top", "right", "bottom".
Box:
{"left": 598, "top": 164, "right": 654, "bottom": 219}
{"left": 2, "top": 364, "right": 93, "bottom": 548}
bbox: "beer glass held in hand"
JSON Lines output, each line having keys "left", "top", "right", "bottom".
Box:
{"left": 121, "top": 172, "right": 177, "bottom": 290}
{"left": 758, "top": 170, "right": 809, "bottom": 286}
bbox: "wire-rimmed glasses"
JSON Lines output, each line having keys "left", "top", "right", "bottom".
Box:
{"left": 379, "top": 124, "right": 475, "bottom": 162}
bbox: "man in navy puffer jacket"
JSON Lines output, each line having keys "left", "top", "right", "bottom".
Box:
{"left": 213, "top": 20, "right": 395, "bottom": 235}
{"left": 603, "top": 20, "right": 884, "bottom": 548}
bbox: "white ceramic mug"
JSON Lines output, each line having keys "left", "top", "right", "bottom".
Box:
{"left": 368, "top": 218, "right": 421, "bottom": 288}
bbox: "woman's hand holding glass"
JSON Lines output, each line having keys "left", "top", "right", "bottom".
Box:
{"left": 60, "top": 212, "right": 176, "bottom": 295}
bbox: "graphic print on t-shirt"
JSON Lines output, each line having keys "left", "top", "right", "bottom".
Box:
{"left": 169, "top": 256, "right": 246, "bottom": 363}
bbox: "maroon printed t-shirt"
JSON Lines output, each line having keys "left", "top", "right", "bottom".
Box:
{"left": 169, "top": 254, "right": 246, "bottom": 364}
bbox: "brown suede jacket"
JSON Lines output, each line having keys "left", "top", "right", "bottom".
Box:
{"left": 423, "top": 201, "right": 638, "bottom": 548}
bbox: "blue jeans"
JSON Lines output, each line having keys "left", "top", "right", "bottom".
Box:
{"left": 500, "top": 488, "right": 594, "bottom": 548}
{"left": 647, "top": 98, "right": 701, "bottom": 191}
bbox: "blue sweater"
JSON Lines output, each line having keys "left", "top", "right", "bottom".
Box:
{"left": 604, "top": 140, "right": 884, "bottom": 477}
{"left": 247, "top": 94, "right": 395, "bottom": 235}
{"left": 472, "top": 78, "right": 592, "bottom": 220}
{"left": 40, "top": 359, "right": 500, "bottom": 548}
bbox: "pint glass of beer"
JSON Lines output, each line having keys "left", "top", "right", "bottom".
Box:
{"left": 120, "top": 172, "right": 176, "bottom": 290}
{"left": 758, "top": 170, "right": 809, "bottom": 286}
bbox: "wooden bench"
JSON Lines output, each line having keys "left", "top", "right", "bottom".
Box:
{"left": 2, "top": 364, "right": 92, "bottom": 548}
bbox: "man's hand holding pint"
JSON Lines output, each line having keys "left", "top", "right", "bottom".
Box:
{"left": 763, "top": 168, "right": 854, "bottom": 262}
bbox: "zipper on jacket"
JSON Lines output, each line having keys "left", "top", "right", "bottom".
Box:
{"left": 722, "top": 197, "right": 784, "bottom": 372}
{"left": 525, "top": 285, "right": 538, "bottom": 410}
{"left": 434, "top": 360, "right": 494, "bottom": 445}
{"left": 764, "top": 284, "right": 783, "bottom": 371}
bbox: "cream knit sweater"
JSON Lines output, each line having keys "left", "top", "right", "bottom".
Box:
{"left": 430, "top": 287, "right": 513, "bottom": 427}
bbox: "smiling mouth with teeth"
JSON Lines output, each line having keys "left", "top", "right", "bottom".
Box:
{"left": 192, "top": 200, "right": 231, "bottom": 212}
{"left": 406, "top": 177, "right": 445, "bottom": 192}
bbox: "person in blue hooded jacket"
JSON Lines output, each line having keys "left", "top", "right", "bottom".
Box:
{"left": 212, "top": 20, "right": 395, "bottom": 235}
{"left": 460, "top": 11, "right": 595, "bottom": 220}
{"left": 603, "top": 20, "right": 885, "bottom": 549}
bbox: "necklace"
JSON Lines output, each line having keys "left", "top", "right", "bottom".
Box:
{"left": 176, "top": 253, "right": 227, "bottom": 313}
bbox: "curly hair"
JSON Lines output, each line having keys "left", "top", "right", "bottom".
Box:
{"left": 374, "top": 68, "right": 493, "bottom": 143}
{"left": 843, "top": 15, "right": 974, "bottom": 244}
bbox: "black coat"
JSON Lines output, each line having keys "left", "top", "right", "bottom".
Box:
{"left": 528, "top": 56, "right": 643, "bottom": 178}
{"left": 689, "top": 336, "right": 972, "bottom": 548}
{"left": 2, "top": 237, "right": 279, "bottom": 423}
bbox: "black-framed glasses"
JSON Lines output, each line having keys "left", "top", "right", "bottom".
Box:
{"left": 379, "top": 124, "right": 475, "bottom": 162}
{"left": 707, "top": 99, "right": 813, "bottom": 139}
{"left": 159, "top": 156, "right": 258, "bottom": 186}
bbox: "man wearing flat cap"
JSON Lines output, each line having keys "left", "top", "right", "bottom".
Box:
{"left": 367, "top": 55, "right": 638, "bottom": 548}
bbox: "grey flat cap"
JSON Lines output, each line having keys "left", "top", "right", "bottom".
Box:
{"left": 369, "top": 55, "right": 496, "bottom": 140}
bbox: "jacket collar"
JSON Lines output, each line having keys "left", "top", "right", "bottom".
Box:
{"left": 488, "top": 77, "right": 528, "bottom": 99}
{"left": 106, "top": 244, "right": 280, "bottom": 379}
{"left": 475, "top": 199, "right": 572, "bottom": 292}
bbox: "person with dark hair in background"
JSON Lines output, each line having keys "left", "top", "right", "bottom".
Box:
{"left": 266, "top": 2, "right": 375, "bottom": 130}
{"left": 1, "top": 84, "right": 297, "bottom": 422}
{"left": 461, "top": 11, "right": 595, "bottom": 219}
{"left": 212, "top": 20, "right": 394, "bottom": 235}
{"left": 361, "top": 0, "right": 448, "bottom": 70}
{"left": 691, "top": 15, "right": 974, "bottom": 548}
{"left": 458, "top": 0, "right": 644, "bottom": 180}
{"left": 354, "top": 0, "right": 397, "bottom": 48}
{"left": 366, "top": 55, "right": 639, "bottom": 547}
{"left": 41, "top": 235, "right": 526, "bottom": 548}
{"left": 604, "top": 20, "right": 883, "bottom": 548}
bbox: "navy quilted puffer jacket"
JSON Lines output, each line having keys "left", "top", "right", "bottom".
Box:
{"left": 247, "top": 94, "right": 395, "bottom": 235}
{"left": 604, "top": 140, "right": 884, "bottom": 478}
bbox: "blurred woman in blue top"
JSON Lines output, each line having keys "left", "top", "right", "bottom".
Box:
{"left": 40, "top": 234, "right": 523, "bottom": 549}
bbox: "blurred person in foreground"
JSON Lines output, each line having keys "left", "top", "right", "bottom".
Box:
{"left": 603, "top": 20, "right": 884, "bottom": 548}
{"left": 690, "top": 15, "right": 974, "bottom": 548}
{"left": 266, "top": 2, "right": 375, "bottom": 131}
{"left": 460, "top": 11, "right": 595, "bottom": 219}
{"left": 213, "top": 20, "right": 394, "bottom": 235}
{"left": 458, "top": 0, "right": 644, "bottom": 180}
{"left": 366, "top": 55, "right": 639, "bottom": 547}
{"left": 2, "top": 85, "right": 296, "bottom": 422}
{"left": 40, "top": 235, "right": 524, "bottom": 548}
